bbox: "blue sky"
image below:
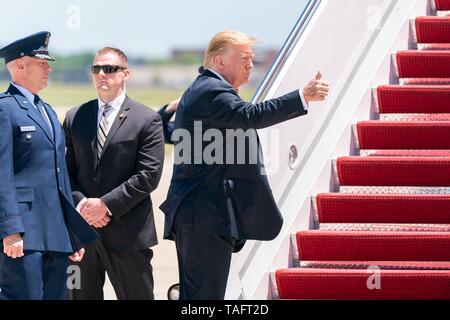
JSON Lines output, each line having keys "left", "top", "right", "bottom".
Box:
{"left": 0, "top": 0, "right": 308, "bottom": 58}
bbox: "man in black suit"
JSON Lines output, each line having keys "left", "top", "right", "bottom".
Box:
{"left": 157, "top": 67, "right": 205, "bottom": 143}
{"left": 63, "top": 47, "right": 165, "bottom": 300}
{"left": 160, "top": 30, "right": 329, "bottom": 299}
{"left": 158, "top": 98, "right": 178, "bottom": 144}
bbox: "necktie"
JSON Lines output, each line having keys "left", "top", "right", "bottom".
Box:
{"left": 34, "top": 95, "right": 53, "bottom": 139}
{"left": 97, "top": 104, "right": 112, "bottom": 161}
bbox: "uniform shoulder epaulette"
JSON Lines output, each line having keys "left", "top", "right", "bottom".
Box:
{"left": 0, "top": 92, "right": 12, "bottom": 99}
{"left": 0, "top": 92, "right": 12, "bottom": 98}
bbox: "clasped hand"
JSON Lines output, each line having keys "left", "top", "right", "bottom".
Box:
{"left": 79, "top": 198, "right": 111, "bottom": 228}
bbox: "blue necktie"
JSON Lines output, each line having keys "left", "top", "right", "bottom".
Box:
{"left": 34, "top": 95, "right": 53, "bottom": 139}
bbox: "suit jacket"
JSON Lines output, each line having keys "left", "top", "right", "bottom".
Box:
{"left": 157, "top": 105, "right": 175, "bottom": 144}
{"left": 160, "top": 70, "right": 308, "bottom": 241}
{"left": 0, "top": 84, "right": 97, "bottom": 253}
{"left": 63, "top": 96, "right": 165, "bottom": 252}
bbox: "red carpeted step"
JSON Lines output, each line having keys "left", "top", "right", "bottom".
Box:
{"left": 379, "top": 113, "right": 450, "bottom": 121}
{"left": 299, "top": 261, "right": 450, "bottom": 270}
{"left": 337, "top": 156, "right": 450, "bottom": 186}
{"left": 396, "top": 51, "right": 450, "bottom": 78}
{"left": 401, "top": 77, "right": 450, "bottom": 85}
{"left": 377, "top": 85, "right": 450, "bottom": 113}
{"left": 320, "top": 223, "right": 450, "bottom": 232}
{"left": 316, "top": 193, "right": 450, "bottom": 224}
{"left": 357, "top": 121, "right": 450, "bottom": 149}
{"left": 436, "top": 0, "right": 450, "bottom": 11}
{"left": 416, "top": 17, "right": 450, "bottom": 43}
{"left": 296, "top": 230, "right": 450, "bottom": 261}
{"left": 276, "top": 268, "right": 450, "bottom": 299}
{"left": 362, "top": 150, "right": 450, "bottom": 157}
{"left": 418, "top": 43, "right": 450, "bottom": 50}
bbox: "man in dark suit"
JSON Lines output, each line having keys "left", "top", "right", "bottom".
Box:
{"left": 157, "top": 66, "right": 205, "bottom": 144}
{"left": 158, "top": 98, "right": 179, "bottom": 144}
{"left": 63, "top": 47, "right": 165, "bottom": 300}
{"left": 0, "top": 31, "right": 96, "bottom": 300}
{"left": 160, "top": 30, "right": 329, "bottom": 299}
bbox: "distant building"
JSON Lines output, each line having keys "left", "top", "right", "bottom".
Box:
{"left": 171, "top": 49, "right": 204, "bottom": 64}
{"left": 0, "top": 47, "right": 280, "bottom": 90}
{"left": 170, "top": 47, "right": 279, "bottom": 68}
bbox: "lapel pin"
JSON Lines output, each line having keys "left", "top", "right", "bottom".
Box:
{"left": 119, "top": 113, "right": 125, "bottom": 120}
{"left": 26, "top": 133, "right": 32, "bottom": 139}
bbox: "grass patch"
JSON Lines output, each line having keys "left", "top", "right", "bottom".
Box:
{"left": 1, "top": 81, "right": 254, "bottom": 124}
{"left": 1, "top": 82, "right": 254, "bottom": 108}
{"left": 1, "top": 82, "right": 254, "bottom": 156}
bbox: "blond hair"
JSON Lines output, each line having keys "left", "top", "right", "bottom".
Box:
{"left": 203, "top": 30, "right": 256, "bottom": 69}
{"left": 95, "top": 47, "right": 128, "bottom": 66}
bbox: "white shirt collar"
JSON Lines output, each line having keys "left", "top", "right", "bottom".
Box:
{"left": 11, "top": 82, "right": 36, "bottom": 105}
{"left": 207, "top": 69, "right": 233, "bottom": 88}
{"left": 98, "top": 90, "right": 127, "bottom": 112}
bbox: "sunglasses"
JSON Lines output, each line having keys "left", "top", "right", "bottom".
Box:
{"left": 91, "top": 65, "right": 127, "bottom": 74}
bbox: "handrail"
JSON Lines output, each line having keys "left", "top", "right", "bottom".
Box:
{"left": 232, "top": 0, "right": 323, "bottom": 298}
{"left": 251, "top": 0, "right": 322, "bottom": 104}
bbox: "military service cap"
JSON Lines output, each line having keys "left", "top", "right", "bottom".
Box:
{"left": 0, "top": 31, "right": 55, "bottom": 64}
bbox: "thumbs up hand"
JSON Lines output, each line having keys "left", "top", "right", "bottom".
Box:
{"left": 315, "top": 70, "right": 322, "bottom": 80}
{"left": 302, "top": 70, "right": 329, "bottom": 103}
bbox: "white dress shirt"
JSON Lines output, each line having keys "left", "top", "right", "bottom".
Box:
{"left": 97, "top": 90, "right": 126, "bottom": 130}
{"left": 11, "top": 82, "right": 54, "bottom": 130}
{"left": 76, "top": 90, "right": 127, "bottom": 216}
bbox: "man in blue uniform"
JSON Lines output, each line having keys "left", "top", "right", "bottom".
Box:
{"left": 0, "top": 31, "right": 96, "bottom": 300}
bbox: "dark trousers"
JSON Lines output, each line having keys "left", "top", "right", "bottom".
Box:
{"left": 173, "top": 192, "right": 236, "bottom": 300}
{"left": 0, "top": 250, "right": 69, "bottom": 300}
{"left": 68, "top": 239, "right": 154, "bottom": 300}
